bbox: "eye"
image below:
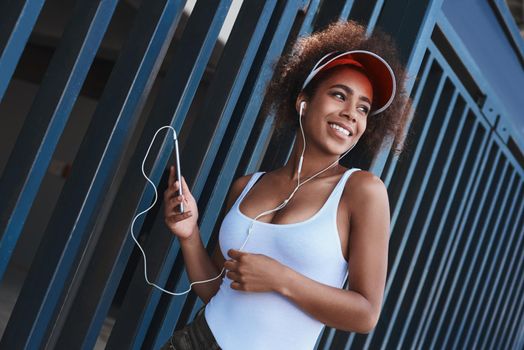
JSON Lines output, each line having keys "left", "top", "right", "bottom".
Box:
{"left": 331, "top": 91, "right": 345, "bottom": 101}
{"left": 358, "top": 105, "right": 370, "bottom": 114}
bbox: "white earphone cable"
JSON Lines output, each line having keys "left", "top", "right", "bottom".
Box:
{"left": 131, "top": 103, "right": 355, "bottom": 295}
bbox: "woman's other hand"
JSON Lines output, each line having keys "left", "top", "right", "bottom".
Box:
{"left": 224, "top": 249, "right": 287, "bottom": 293}
{"left": 163, "top": 166, "right": 198, "bottom": 241}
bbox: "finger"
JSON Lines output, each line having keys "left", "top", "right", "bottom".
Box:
{"left": 180, "top": 176, "right": 190, "bottom": 196}
{"left": 224, "top": 259, "right": 239, "bottom": 271}
{"left": 168, "top": 165, "right": 175, "bottom": 187}
{"left": 165, "top": 210, "right": 192, "bottom": 222}
{"left": 227, "top": 249, "right": 243, "bottom": 260}
{"left": 169, "top": 195, "right": 185, "bottom": 209}
{"left": 230, "top": 281, "right": 242, "bottom": 291}
{"left": 226, "top": 270, "right": 241, "bottom": 281}
{"left": 165, "top": 181, "right": 181, "bottom": 199}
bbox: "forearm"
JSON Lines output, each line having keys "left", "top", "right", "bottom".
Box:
{"left": 277, "top": 266, "right": 377, "bottom": 333}
{"left": 179, "top": 226, "right": 223, "bottom": 303}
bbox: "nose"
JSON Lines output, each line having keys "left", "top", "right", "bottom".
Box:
{"left": 340, "top": 106, "right": 356, "bottom": 123}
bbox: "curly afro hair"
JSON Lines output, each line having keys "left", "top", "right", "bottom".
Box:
{"left": 262, "top": 20, "right": 413, "bottom": 160}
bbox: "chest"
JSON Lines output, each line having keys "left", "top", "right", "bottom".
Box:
{"left": 238, "top": 175, "right": 352, "bottom": 262}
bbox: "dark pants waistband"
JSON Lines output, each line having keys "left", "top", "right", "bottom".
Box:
{"left": 161, "top": 305, "right": 221, "bottom": 350}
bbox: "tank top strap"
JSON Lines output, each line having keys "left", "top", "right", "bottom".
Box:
{"left": 322, "top": 167, "right": 362, "bottom": 212}
{"left": 233, "top": 171, "right": 267, "bottom": 208}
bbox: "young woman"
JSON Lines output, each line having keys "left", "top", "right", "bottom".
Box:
{"left": 161, "top": 20, "right": 411, "bottom": 350}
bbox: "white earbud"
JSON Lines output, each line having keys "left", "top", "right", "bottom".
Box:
{"left": 300, "top": 100, "right": 306, "bottom": 116}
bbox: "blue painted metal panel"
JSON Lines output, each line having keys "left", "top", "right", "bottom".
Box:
{"left": 0, "top": 0, "right": 118, "bottom": 282}
{"left": 479, "top": 199, "right": 524, "bottom": 348}
{"left": 462, "top": 180, "right": 523, "bottom": 348}
{"left": 1, "top": 0, "right": 185, "bottom": 348}
{"left": 0, "top": 0, "right": 45, "bottom": 102}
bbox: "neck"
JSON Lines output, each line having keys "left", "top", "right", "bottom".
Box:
{"left": 281, "top": 133, "right": 343, "bottom": 182}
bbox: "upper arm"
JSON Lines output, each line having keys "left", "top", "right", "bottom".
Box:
{"left": 346, "top": 171, "right": 390, "bottom": 324}
{"left": 211, "top": 174, "right": 254, "bottom": 271}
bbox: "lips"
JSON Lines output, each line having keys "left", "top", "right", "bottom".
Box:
{"left": 328, "top": 121, "right": 353, "bottom": 139}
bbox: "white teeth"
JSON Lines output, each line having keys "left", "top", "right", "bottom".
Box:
{"left": 329, "top": 123, "right": 352, "bottom": 136}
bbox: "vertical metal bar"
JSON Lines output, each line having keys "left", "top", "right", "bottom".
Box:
{"left": 460, "top": 176, "right": 522, "bottom": 348}
{"left": 244, "top": 0, "right": 322, "bottom": 175}
{"left": 415, "top": 130, "right": 492, "bottom": 348}
{"left": 148, "top": 0, "right": 279, "bottom": 345}
{"left": 154, "top": 1, "right": 313, "bottom": 346}
{"left": 1, "top": 0, "right": 186, "bottom": 348}
{"left": 382, "top": 53, "right": 434, "bottom": 188}
{"left": 498, "top": 239, "right": 524, "bottom": 349}
{"left": 360, "top": 67, "right": 447, "bottom": 349}
{"left": 431, "top": 151, "right": 507, "bottom": 348}
{"left": 0, "top": 0, "right": 45, "bottom": 102}
{"left": 100, "top": 1, "right": 232, "bottom": 349}
{"left": 0, "top": 0, "right": 118, "bottom": 282}
{"left": 441, "top": 160, "right": 513, "bottom": 348}
{"left": 48, "top": 0, "right": 189, "bottom": 348}
{"left": 379, "top": 88, "right": 462, "bottom": 349}
{"left": 474, "top": 181, "right": 524, "bottom": 349}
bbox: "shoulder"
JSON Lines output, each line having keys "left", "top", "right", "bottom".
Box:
{"left": 229, "top": 173, "right": 254, "bottom": 196}
{"left": 344, "top": 169, "right": 388, "bottom": 203}
{"left": 224, "top": 172, "right": 260, "bottom": 209}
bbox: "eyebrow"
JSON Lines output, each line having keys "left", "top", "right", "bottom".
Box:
{"left": 329, "top": 84, "right": 372, "bottom": 105}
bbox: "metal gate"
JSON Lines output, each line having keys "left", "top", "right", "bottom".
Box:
{"left": 0, "top": 0, "right": 522, "bottom": 349}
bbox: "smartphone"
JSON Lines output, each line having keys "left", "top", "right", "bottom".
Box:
{"left": 174, "top": 137, "right": 184, "bottom": 213}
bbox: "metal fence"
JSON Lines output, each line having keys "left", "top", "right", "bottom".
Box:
{"left": 0, "top": 0, "right": 523, "bottom": 349}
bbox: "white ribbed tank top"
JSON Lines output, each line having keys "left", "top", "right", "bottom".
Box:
{"left": 205, "top": 168, "right": 361, "bottom": 350}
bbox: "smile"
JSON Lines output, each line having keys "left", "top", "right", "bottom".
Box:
{"left": 328, "top": 123, "right": 352, "bottom": 137}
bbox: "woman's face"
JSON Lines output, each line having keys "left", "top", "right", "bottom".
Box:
{"left": 296, "top": 66, "right": 373, "bottom": 156}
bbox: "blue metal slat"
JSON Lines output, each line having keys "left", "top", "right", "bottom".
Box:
{"left": 0, "top": 0, "right": 118, "bottom": 282}
{"left": 481, "top": 199, "right": 524, "bottom": 349}
{"left": 101, "top": 2, "right": 234, "bottom": 349}
{"left": 472, "top": 181, "right": 524, "bottom": 349}
{"left": 415, "top": 131, "right": 493, "bottom": 348}
{"left": 500, "top": 255, "right": 524, "bottom": 349}
{"left": 157, "top": 1, "right": 312, "bottom": 344}
{"left": 369, "top": 0, "right": 442, "bottom": 175}
{"left": 360, "top": 68, "right": 448, "bottom": 348}
{"left": 338, "top": 0, "right": 356, "bottom": 20}
{"left": 403, "top": 111, "right": 478, "bottom": 348}
{"left": 431, "top": 151, "right": 508, "bottom": 348}
{"left": 154, "top": 0, "right": 280, "bottom": 344}
{"left": 381, "top": 52, "right": 434, "bottom": 188}
{"left": 348, "top": 62, "right": 451, "bottom": 350}
{"left": 380, "top": 88, "right": 462, "bottom": 349}
{"left": 509, "top": 305, "right": 524, "bottom": 350}
{"left": 0, "top": 1, "right": 120, "bottom": 348}
{"left": 442, "top": 159, "right": 514, "bottom": 348}
{"left": 244, "top": 0, "right": 322, "bottom": 176}
{"left": 381, "top": 81, "right": 458, "bottom": 347}
{"left": 57, "top": 0, "right": 251, "bottom": 341}
{"left": 388, "top": 74, "right": 447, "bottom": 231}
{"left": 365, "top": 0, "right": 385, "bottom": 35}
{"left": 1, "top": 0, "right": 185, "bottom": 348}
{"left": 371, "top": 78, "right": 457, "bottom": 347}
{"left": 393, "top": 100, "right": 469, "bottom": 349}
{"left": 499, "top": 232, "right": 524, "bottom": 349}
{"left": 459, "top": 174, "right": 522, "bottom": 348}
{"left": 402, "top": 43, "right": 495, "bottom": 347}
{"left": 0, "top": 0, "right": 45, "bottom": 102}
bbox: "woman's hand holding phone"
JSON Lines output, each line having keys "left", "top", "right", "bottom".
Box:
{"left": 164, "top": 166, "right": 198, "bottom": 241}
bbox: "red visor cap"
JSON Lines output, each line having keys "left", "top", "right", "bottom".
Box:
{"left": 301, "top": 50, "right": 396, "bottom": 116}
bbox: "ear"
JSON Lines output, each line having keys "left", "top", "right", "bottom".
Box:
{"left": 295, "top": 92, "right": 307, "bottom": 114}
